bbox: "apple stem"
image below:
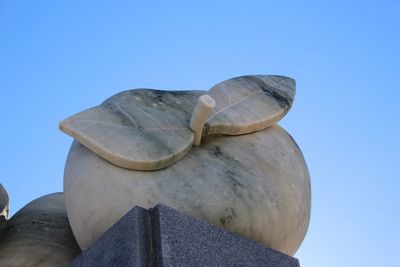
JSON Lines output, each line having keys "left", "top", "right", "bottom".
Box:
{"left": 190, "top": 95, "right": 216, "bottom": 146}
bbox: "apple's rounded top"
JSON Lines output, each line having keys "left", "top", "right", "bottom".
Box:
{"left": 59, "top": 75, "right": 296, "bottom": 171}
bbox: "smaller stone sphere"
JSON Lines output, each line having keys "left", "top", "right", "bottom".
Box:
{"left": 0, "top": 193, "right": 81, "bottom": 266}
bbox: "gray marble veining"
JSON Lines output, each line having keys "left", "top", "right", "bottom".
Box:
{"left": 60, "top": 90, "right": 202, "bottom": 170}
{"left": 204, "top": 75, "right": 295, "bottom": 136}
{"left": 59, "top": 75, "right": 295, "bottom": 171}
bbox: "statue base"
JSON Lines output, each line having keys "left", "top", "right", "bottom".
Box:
{"left": 71, "top": 204, "right": 300, "bottom": 267}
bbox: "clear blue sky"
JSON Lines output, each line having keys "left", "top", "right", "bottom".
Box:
{"left": 1, "top": 1, "right": 399, "bottom": 266}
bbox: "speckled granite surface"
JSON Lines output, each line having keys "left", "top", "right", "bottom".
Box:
{"left": 71, "top": 204, "right": 300, "bottom": 267}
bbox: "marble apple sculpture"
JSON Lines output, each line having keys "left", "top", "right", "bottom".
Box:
{"left": 60, "top": 75, "right": 311, "bottom": 256}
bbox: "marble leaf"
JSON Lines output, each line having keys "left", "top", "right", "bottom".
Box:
{"left": 204, "top": 75, "right": 296, "bottom": 136}
{"left": 59, "top": 75, "right": 295, "bottom": 171}
{"left": 60, "top": 90, "right": 203, "bottom": 170}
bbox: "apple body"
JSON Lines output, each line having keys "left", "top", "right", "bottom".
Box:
{"left": 64, "top": 125, "right": 310, "bottom": 255}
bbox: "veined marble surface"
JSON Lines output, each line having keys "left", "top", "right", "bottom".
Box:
{"left": 60, "top": 75, "right": 295, "bottom": 171}
{"left": 0, "top": 193, "right": 81, "bottom": 267}
{"left": 64, "top": 125, "right": 310, "bottom": 255}
{"left": 205, "top": 75, "right": 295, "bottom": 136}
{"left": 60, "top": 90, "right": 201, "bottom": 170}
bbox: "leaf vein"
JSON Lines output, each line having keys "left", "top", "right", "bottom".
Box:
{"left": 208, "top": 90, "right": 263, "bottom": 121}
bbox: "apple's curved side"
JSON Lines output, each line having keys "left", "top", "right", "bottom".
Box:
{"left": 64, "top": 125, "right": 310, "bottom": 256}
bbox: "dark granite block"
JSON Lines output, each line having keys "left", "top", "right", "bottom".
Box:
{"left": 151, "top": 204, "right": 299, "bottom": 267}
{"left": 71, "top": 204, "right": 300, "bottom": 267}
{"left": 70, "top": 206, "right": 150, "bottom": 267}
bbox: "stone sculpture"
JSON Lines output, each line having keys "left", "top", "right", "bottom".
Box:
{"left": 0, "top": 75, "right": 310, "bottom": 266}
{"left": 0, "top": 193, "right": 81, "bottom": 266}
{"left": 60, "top": 75, "right": 311, "bottom": 256}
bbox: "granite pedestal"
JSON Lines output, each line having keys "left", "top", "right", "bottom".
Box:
{"left": 71, "top": 204, "right": 300, "bottom": 267}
